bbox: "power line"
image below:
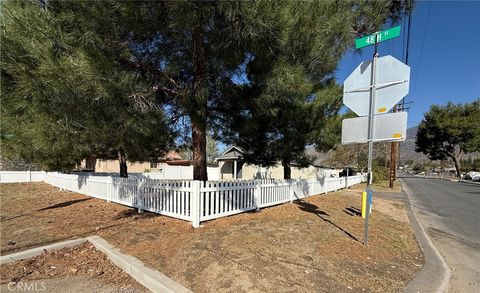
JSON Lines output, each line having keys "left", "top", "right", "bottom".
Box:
{"left": 402, "top": 16, "right": 407, "bottom": 62}
{"left": 401, "top": 0, "right": 413, "bottom": 112}
{"left": 405, "top": 0, "right": 413, "bottom": 65}
{"left": 411, "top": 1, "right": 432, "bottom": 100}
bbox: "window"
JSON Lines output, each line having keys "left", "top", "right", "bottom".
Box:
{"left": 150, "top": 161, "right": 158, "bottom": 169}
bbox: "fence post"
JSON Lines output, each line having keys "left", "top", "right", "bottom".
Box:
{"left": 106, "top": 176, "right": 112, "bottom": 203}
{"left": 346, "top": 169, "right": 349, "bottom": 189}
{"left": 254, "top": 180, "right": 261, "bottom": 211}
{"left": 290, "top": 180, "right": 295, "bottom": 203}
{"left": 191, "top": 180, "right": 201, "bottom": 228}
{"left": 137, "top": 181, "right": 143, "bottom": 213}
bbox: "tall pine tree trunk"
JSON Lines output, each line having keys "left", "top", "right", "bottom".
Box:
{"left": 283, "top": 159, "right": 291, "bottom": 179}
{"left": 452, "top": 155, "right": 461, "bottom": 178}
{"left": 191, "top": 26, "right": 208, "bottom": 181}
{"left": 118, "top": 148, "right": 128, "bottom": 178}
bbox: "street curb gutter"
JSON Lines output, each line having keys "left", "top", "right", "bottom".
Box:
{"left": 0, "top": 237, "right": 191, "bottom": 293}
{"left": 0, "top": 238, "right": 87, "bottom": 265}
{"left": 400, "top": 180, "right": 452, "bottom": 293}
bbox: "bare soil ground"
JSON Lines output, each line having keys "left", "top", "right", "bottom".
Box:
{"left": 0, "top": 242, "right": 147, "bottom": 293}
{"left": 1, "top": 182, "right": 423, "bottom": 292}
{"left": 350, "top": 180, "right": 403, "bottom": 193}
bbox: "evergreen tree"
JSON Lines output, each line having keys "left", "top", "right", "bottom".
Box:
{"left": 1, "top": 0, "right": 411, "bottom": 180}
{"left": 179, "top": 134, "right": 219, "bottom": 163}
{"left": 218, "top": 1, "right": 411, "bottom": 178}
{"left": 415, "top": 100, "right": 480, "bottom": 177}
{"left": 1, "top": 0, "right": 173, "bottom": 176}
{"left": 114, "top": 1, "right": 283, "bottom": 180}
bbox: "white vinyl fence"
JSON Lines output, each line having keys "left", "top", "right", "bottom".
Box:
{"left": 0, "top": 171, "right": 46, "bottom": 183}
{"left": 1, "top": 171, "right": 365, "bottom": 227}
{"left": 146, "top": 165, "right": 220, "bottom": 180}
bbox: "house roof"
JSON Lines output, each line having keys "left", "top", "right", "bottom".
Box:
{"left": 166, "top": 160, "right": 218, "bottom": 167}
{"left": 216, "top": 145, "right": 244, "bottom": 161}
{"left": 166, "top": 160, "right": 191, "bottom": 166}
{"left": 160, "top": 150, "right": 183, "bottom": 161}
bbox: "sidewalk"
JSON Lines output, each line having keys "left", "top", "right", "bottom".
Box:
{"left": 400, "top": 179, "right": 451, "bottom": 293}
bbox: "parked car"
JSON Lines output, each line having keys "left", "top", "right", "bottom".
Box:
{"left": 465, "top": 171, "right": 480, "bottom": 181}
{"left": 339, "top": 168, "right": 356, "bottom": 177}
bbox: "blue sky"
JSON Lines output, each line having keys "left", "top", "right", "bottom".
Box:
{"left": 336, "top": 0, "right": 480, "bottom": 128}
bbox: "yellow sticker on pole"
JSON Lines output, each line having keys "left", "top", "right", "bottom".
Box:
{"left": 378, "top": 107, "right": 387, "bottom": 113}
{"left": 392, "top": 133, "right": 402, "bottom": 138}
{"left": 361, "top": 192, "right": 367, "bottom": 219}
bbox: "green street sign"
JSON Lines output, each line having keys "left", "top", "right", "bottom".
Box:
{"left": 355, "top": 26, "right": 401, "bottom": 49}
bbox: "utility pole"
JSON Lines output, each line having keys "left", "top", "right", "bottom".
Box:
{"left": 389, "top": 104, "right": 399, "bottom": 188}
{"left": 389, "top": 6, "right": 412, "bottom": 188}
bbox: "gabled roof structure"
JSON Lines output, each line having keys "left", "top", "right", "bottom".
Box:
{"left": 215, "top": 145, "right": 244, "bottom": 161}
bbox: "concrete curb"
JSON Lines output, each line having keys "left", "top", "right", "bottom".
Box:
{"left": 0, "top": 238, "right": 87, "bottom": 265}
{"left": 87, "top": 236, "right": 191, "bottom": 293}
{"left": 435, "top": 177, "right": 480, "bottom": 186}
{"left": 0, "top": 237, "right": 191, "bottom": 293}
{"left": 458, "top": 180, "right": 480, "bottom": 186}
{"left": 400, "top": 179, "right": 451, "bottom": 293}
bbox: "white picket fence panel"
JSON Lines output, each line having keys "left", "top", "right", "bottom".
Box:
{"left": 199, "top": 180, "right": 257, "bottom": 221}
{"left": 1, "top": 171, "right": 366, "bottom": 227}
{"left": 41, "top": 172, "right": 194, "bottom": 222}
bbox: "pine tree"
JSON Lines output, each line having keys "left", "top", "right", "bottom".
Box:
{"left": 415, "top": 100, "right": 480, "bottom": 177}
{"left": 112, "top": 1, "right": 285, "bottom": 180}
{"left": 218, "top": 1, "right": 411, "bottom": 178}
{"left": 1, "top": 0, "right": 411, "bottom": 180}
{"left": 1, "top": 1, "right": 174, "bottom": 176}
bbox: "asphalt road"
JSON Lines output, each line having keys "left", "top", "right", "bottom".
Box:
{"left": 400, "top": 173, "right": 480, "bottom": 293}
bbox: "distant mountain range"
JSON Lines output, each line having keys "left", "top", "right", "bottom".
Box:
{"left": 406, "top": 126, "right": 418, "bottom": 140}
{"left": 399, "top": 125, "right": 429, "bottom": 164}
{"left": 308, "top": 125, "right": 477, "bottom": 168}
{"left": 307, "top": 125, "right": 428, "bottom": 167}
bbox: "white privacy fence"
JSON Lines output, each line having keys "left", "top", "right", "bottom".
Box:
{"left": 1, "top": 171, "right": 365, "bottom": 227}
{"left": 146, "top": 165, "right": 219, "bottom": 180}
{"left": 0, "top": 171, "right": 46, "bottom": 183}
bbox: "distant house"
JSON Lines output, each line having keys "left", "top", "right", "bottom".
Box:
{"left": 80, "top": 150, "right": 183, "bottom": 173}
{"left": 216, "top": 146, "right": 337, "bottom": 180}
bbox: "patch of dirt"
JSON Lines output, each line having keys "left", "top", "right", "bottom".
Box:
{"left": 350, "top": 180, "right": 403, "bottom": 193}
{"left": 0, "top": 183, "right": 159, "bottom": 255}
{"left": 0, "top": 242, "right": 147, "bottom": 292}
{"left": 371, "top": 197, "right": 409, "bottom": 223}
{"left": 1, "top": 182, "right": 424, "bottom": 292}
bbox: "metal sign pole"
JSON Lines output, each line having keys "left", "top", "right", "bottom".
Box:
{"left": 364, "top": 41, "right": 379, "bottom": 246}
{"left": 343, "top": 26, "right": 409, "bottom": 246}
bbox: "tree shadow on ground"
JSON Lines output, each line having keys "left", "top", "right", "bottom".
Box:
{"left": 113, "top": 208, "right": 159, "bottom": 220}
{"left": 2, "top": 198, "right": 92, "bottom": 221}
{"left": 38, "top": 198, "right": 91, "bottom": 211}
{"left": 295, "top": 200, "right": 359, "bottom": 242}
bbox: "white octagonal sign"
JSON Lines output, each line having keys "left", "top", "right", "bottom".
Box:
{"left": 343, "top": 55, "right": 410, "bottom": 116}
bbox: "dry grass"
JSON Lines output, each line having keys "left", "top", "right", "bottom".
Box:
{"left": 0, "top": 182, "right": 423, "bottom": 292}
